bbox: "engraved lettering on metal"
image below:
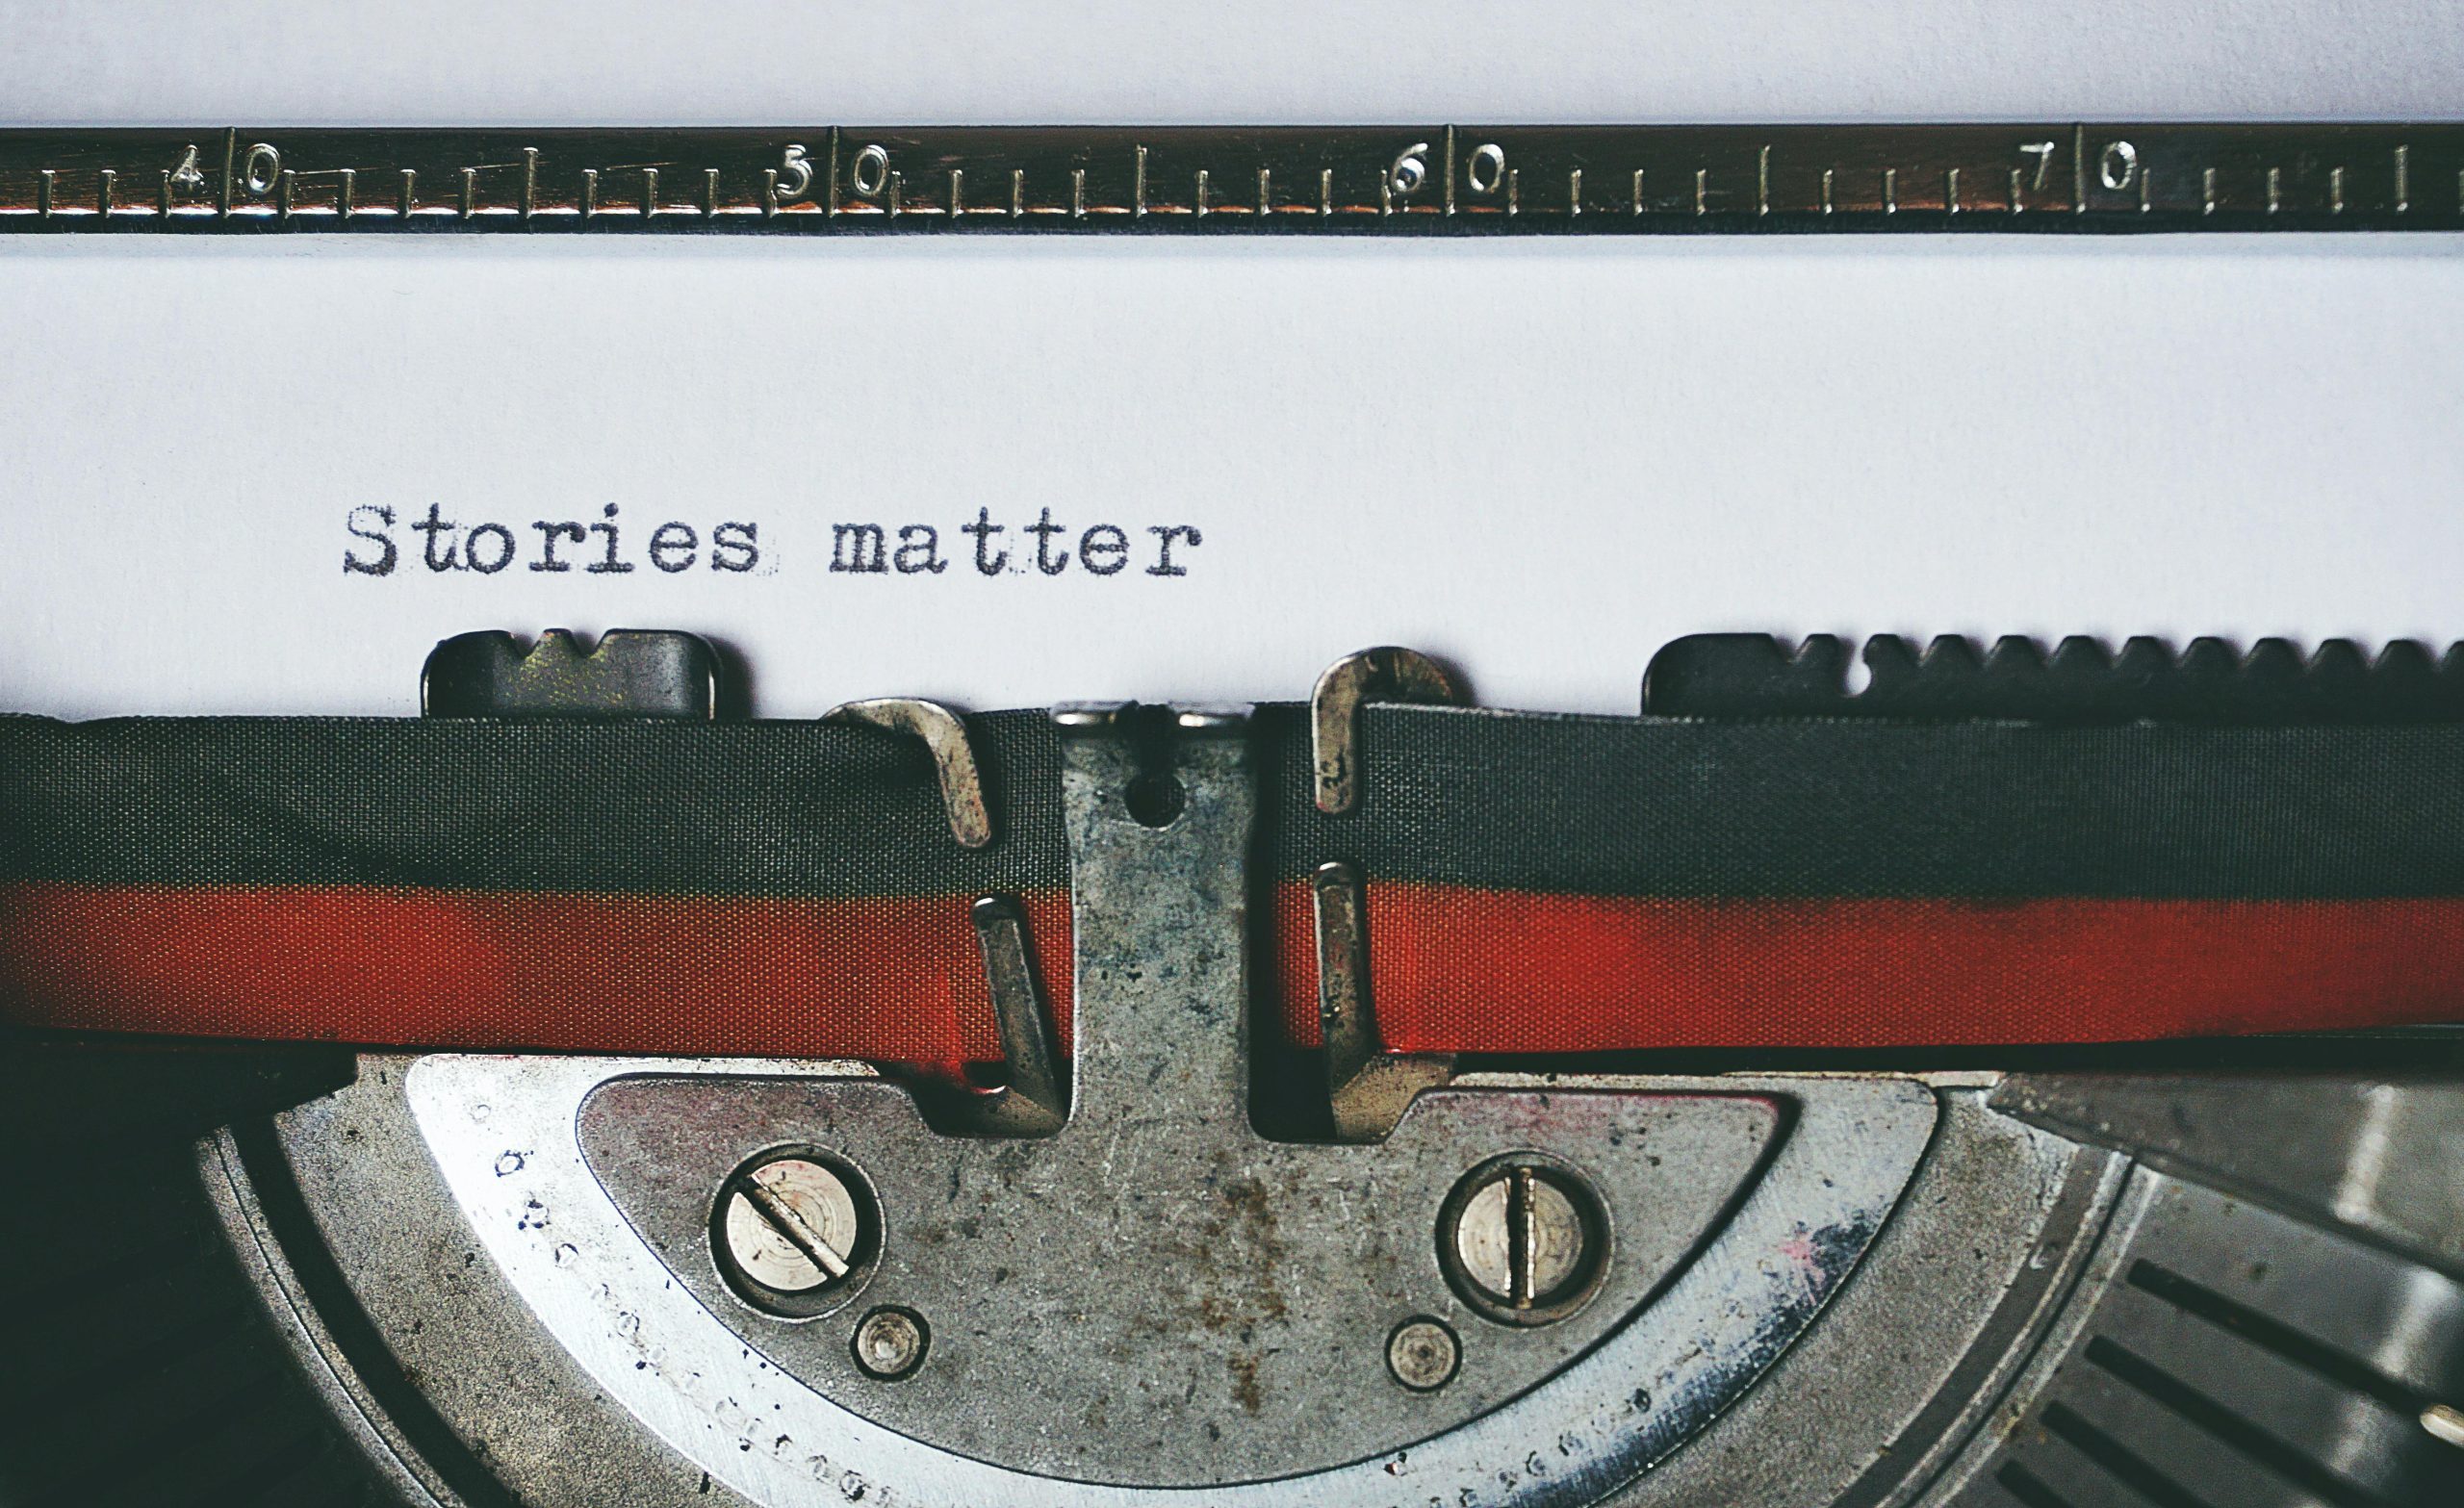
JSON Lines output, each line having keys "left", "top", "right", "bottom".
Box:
{"left": 0, "top": 123, "right": 2450, "bottom": 233}
{"left": 1387, "top": 141, "right": 1430, "bottom": 202}
{"left": 2099, "top": 140, "right": 2141, "bottom": 193}
{"left": 241, "top": 141, "right": 280, "bottom": 197}
{"left": 2019, "top": 139, "right": 2058, "bottom": 191}
{"left": 849, "top": 142, "right": 889, "bottom": 200}
{"left": 777, "top": 142, "right": 814, "bottom": 201}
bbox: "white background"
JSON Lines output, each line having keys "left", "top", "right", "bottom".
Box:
{"left": 2, "top": 1, "right": 2460, "bottom": 717}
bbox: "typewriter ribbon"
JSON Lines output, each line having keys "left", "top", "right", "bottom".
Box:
{"left": 6, "top": 633, "right": 2464, "bottom": 1062}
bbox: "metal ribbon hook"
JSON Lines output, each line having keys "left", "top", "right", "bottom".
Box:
{"left": 1313, "top": 859, "right": 1454, "bottom": 1141}
{"left": 1310, "top": 646, "right": 1465, "bottom": 815}
{"left": 915, "top": 895, "right": 1067, "bottom": 1136}
{"left": 823, "top": 697, "right": 994, "bottom": 848}
{"left": 1308, "top": 649, "right": 1465, "bottom": 1135}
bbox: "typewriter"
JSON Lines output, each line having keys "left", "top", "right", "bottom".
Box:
{"left": 7, "top": 114, "right": 2463, "bottom": 1508}
{"left": 5, "top": 626, "right": 2461, "bottom": 1508}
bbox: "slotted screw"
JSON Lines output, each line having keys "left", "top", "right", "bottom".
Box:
{"left": 721, "top": 1157, "right": 860, "bottom": 1294}
{"left": 1440, "top": 1157, "right": 1605, "bottom": 1323}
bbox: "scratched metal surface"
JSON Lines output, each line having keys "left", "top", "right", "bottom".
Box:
{"left": 145, "top": 708, "right": 2464, "bottom": 1505}
{"left": 0, "top": 124, "right": 2457, "bottom": 231}
{"left": 389, "top": 715, "right": 1938, "bottom": 1503}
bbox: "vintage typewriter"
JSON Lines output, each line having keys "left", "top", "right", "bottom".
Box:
{"left": 6, "top": 624, "right": 2462, "bottom": 1508}
{"left": 4, "top": 122, "right": 2463, "bottom": 1508}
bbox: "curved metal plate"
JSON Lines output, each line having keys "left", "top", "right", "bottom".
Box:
{"left": 408, "top": 1055, "right": 1933, "bottom": 1506}
{"left": 577, "top": 1074, "right": 1783, "bottom": 1482}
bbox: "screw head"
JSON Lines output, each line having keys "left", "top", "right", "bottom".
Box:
{"left": 853, "top": 1306, "right": 929, "bottom": 1379}
{"left": 1437, "top": 1154, "right": 1609, "bottom": 1325}
{"left": 1386, "top": 1316, "right": 1460, "bottom": 1391}
{"left": 713, "top": 1152, "right": 879, "bottom": 1316}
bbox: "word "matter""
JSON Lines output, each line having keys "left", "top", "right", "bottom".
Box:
{"left": 829, "top": 508, "right": 1203, "bottom": 579}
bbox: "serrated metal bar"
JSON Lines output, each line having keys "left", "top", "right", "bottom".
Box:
{"left": 0, "top": 123, "right": 2455, "bottom": 233}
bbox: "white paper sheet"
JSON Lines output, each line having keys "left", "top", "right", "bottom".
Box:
{"left": 2, "top": 2, "right": 2460, "bottom": 718}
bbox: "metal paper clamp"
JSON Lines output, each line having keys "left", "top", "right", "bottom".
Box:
{"left": 1309, "top": 646, "right": 1463, "bottom": 815}
{"left": 823, "top": 697, "right": 994, "bottom": 849}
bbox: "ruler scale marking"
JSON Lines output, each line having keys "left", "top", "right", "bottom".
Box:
{"left": 0, "top": 124, "right": 2452, "bottom": 234}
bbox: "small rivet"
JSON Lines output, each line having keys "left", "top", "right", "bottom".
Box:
{"left": 1386, "top": 1316, "right": 1459, "bottom": 1391}
{"left": 853, "top": 1306, "right": 930, "bottom": 1379}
